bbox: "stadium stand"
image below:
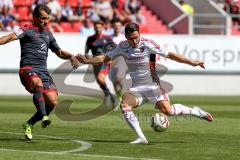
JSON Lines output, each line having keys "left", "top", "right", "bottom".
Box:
{"left": 141, "top": 5, "right": 173, "bottom": 34}
{"left": 0, "top": 0, "right": 173, "bottom": 34}
{"left": 2, "top": 0, "right": 240, "bottom": 35}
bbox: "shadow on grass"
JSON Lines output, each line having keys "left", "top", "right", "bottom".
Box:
{"left": 82, "top": 139, "right": 130, "bottom": 143}
{"left": 82, "top": 139, "right": 186, "bottom": 145}
{"left": 150, "top": 140, "right": 185, "bottom": 145}
{"left": 0, "top": 138, "right": 37, "bottom": 143}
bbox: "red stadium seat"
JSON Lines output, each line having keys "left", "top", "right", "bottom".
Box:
{"left": 72, "top": 22, "right": 83, "bottom": 32}
{"left": 82, "top": 0, "right": 91, "bottom": 7}
{"left": 13, "top": 0, "right": 24, "bottom": 6}
{"left": 140, "top": 25, "right": 149, "bottom": 33}
{"left": 18, "top": 7, "right": 31, "bottom": 20}
{"left": 9, "top": 8, "right": 17, "bottom": 14}
{"left": 232, "top": 27, "right": 240, "bottom": 35}
{"left": 118, "top": 0, "right": 125, "bottom": 11}
{"left": 13, "top": 0, "right": 32, "bottom": 6}
{"left": 60, "top": 22, "right": 72, "bottom": 32}
{"left": 68, "top": 0, "right": 78, "bottom": 7}
{"left": 26, "top": 0, "right": 34, "bottom": 6}
{"left": 58, "top": 0, "right": 66, "bottom": 6}
{"left": 140, "top": 6, "right": 173, "bottom": 34}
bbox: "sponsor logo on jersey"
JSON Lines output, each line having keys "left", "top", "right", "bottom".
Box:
{"left": 41, "top": 43, "right": 47, "bottom": 51}
{"left": 15, "top": 28, "right": 24, "bottom": 36}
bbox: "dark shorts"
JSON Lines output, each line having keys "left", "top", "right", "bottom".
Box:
{"left": 19, "top": 66, "right": 58, "bottom": 94}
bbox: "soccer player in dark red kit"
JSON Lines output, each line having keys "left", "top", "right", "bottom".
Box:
{"left": 0, "top": 4, "right": 80, "bottom": 140}
{"left": 85, "top": 20, "right": 116, "bottom": 105}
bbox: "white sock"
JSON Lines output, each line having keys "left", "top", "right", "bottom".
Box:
{"left": 122, "top": 108, "right": 146, "bottom": 139}
{"left": 171, "top": 104, "right": 202, "bottom": 117}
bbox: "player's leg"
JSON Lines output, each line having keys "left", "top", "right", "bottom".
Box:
{"left": 40, "top": 74, "right": 58, "bottom": 128}
{"left": 26, "top": 94, "right": 44, "bottom": 126}
{"left": 25, "top": 90, "right": 57, "bottom": 128}
{"left": 112, "top": 79, "right": 123, "bottom": 110}
{"left": 19, "top": 67, "right": 49, "bottom": 140}
{"left": 93, "top": 64, "right": 111, "bottom": 98}
{"left": 155, "top": 97, "right": 213, "bottom": 122}
{"left": 110, "top": 59, "right": 127, "bottom": 110}
{"left": 41, "top": 90, "right": 58, "bottom": 128}
{"left": 97, "top": 71, "right": 109, "bottom": 95}
{"left": 31, "top": 77, "right": 48, "bottom": 117}
{"left": 110, "top": 58, "right": 126, "bottom": 98}
{"left": 120, "top": 92, "right": 148, "bottom": 144}
{"left": 26, "top": 85, "right": 57, "bottom": 126}
{"left": 110, "top": 66, "right": 122, "bottom": 96}
{"left": 20, "top": 77, "right": 47, "bottom": 140}
{"left": 109, "top": 66, "right": 122, "bottom": 110}
{"left": 96, "top": 64, "right": 117, "bottom": 106}
{"left": 24, "top": 77, "right": 51, "bottom": 140}
{"left": 44, "top": 92, "right": 57, "bottom": 115}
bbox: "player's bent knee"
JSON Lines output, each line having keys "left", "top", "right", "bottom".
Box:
{"left": 44, "top": 93, "right": 58, "bottom": 107}
{"left": 49, "top": 100, "right": 58, "bottom": 107}
{"left": 164, "top": 108, "right": 172, "bottom": 116}
{"left": 32, "top": 78, "right": 43, "bottom": 87}
{"left": 121, "top": 93, "right": 138, "bottom": 109}
{"left": 47, "top": 95, "right": 58, "bottom": 107}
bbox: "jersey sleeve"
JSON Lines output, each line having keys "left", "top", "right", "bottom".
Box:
{"left": 106, "top": 45, "right": 123, "bottom": 59}
{"left": 146, "top": 39, "right": 167, "bottom": 57}
{"left": 49, "top": 32, "right": 61, "bottom": 53}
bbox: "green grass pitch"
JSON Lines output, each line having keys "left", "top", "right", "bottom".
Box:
{"left": 0, "top": 96, "right": 240, "bottom": 160}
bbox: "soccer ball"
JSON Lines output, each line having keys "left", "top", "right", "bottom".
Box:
{"left": 151, "top": 113, "right": 170, "bottom": 132}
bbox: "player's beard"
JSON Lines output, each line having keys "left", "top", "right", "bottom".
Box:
{"left": 40, "top": 23, "right": 47, "bottom": 30}
{"left": 130, "top": 41, "right": 139, "bottom": 48}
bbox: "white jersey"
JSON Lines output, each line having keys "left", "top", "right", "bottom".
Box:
{"left": 112, "top": 33, "right": 125, "bottom": 44}
{"left": 107, "top": 37, "right": 167, "bottom": 87}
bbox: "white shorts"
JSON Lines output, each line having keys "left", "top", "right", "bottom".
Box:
{"left": 127, "top": 85, "right": 169, "bottom": 106}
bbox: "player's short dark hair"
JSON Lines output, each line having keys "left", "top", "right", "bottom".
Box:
{"left": 125, "top": 22, "right": 139, "bottom": 35}
{"left": 33, "top": 4, "right": 51, "bottom": 18}
{"left": 93, "top": 20, "right": 105, "bottom": 26}
{"left": 112, "top": 19, "right": 122, "bottom": 25}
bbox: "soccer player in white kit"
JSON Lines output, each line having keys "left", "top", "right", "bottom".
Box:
{"left": 76, "top": 22, "right": 213, "bottom": 144}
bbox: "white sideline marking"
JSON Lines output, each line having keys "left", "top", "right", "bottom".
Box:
{"left": 0, "top": 131, "right": 92, "bottom": 153}
{"left": 0, "top": 131, "right": 163, "bottom": 160}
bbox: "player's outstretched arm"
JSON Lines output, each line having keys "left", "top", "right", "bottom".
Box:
{"left": 0, "top": 33, "right": 17, "bottom": 45}
{"left": 75, "top": 54, "right": 111, "bottom": 65}
{"left": 166, "top": 52, "right": 205, "bottom": 69}
{"left": 54, "top": 49, "right": 80, "bottom": 69}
